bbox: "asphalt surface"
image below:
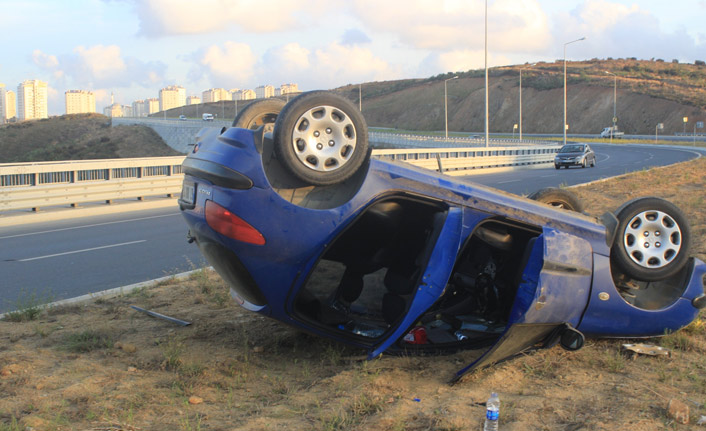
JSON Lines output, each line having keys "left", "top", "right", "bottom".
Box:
{"left": 0, "top": 143, "right": 703, "bottom": 313}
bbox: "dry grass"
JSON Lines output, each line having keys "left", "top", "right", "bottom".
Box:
{"left": 1, "top": 158, "right": 706, "bottom": 430}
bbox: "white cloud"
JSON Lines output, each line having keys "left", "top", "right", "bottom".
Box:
{"left": 32, "top": 45, "right": 167, "bottom": 90}
{"left": 32, "top": 50, "right": 59, "bottom": 68}
{"left": 350, "top": 0, "right": 550, "bottom": 53}
{"left": 133, "top": 0, "right": 335, "bottom": 36}
{"left": 187, "top": 41, "right": 397, "bottom": 91}
{"left": 258, "top": 42, "right": 399, "bottom": 89}
{"left": 73, "top": 45, "right": 127, "bottom": 82}
{"left": 418, "top": 49, "right": 512, "bottom": 76}
{"left": 189, "top": 42, "right": 258, "bottom": 88}
{"left": 551, "top": 1, "right": 705, "bottom": 61}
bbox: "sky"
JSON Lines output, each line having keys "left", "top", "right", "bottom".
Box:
{"left": 2, "top": 0, "right": 705, "bottom": 115}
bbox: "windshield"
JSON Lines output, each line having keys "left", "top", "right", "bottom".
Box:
{"left": 559, "top": 145, "right": 584, "bottom": 153}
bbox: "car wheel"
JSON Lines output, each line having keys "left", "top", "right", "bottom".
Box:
{"left": 611, "top": 197, "right": 691, "bottom": 281}
{"left": 554, "top": 164, "right": 560, "bottom": 170}
{"left": 232, "top": 98, "right": 286, "bottom": 133}
{"left": 273, "top": 91, "right": 369, "bottom": 186}
{"left": 527, "top": 187, "right": 584, "bottom": 212}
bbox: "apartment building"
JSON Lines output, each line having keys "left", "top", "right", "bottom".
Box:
{"left": 159, "top": 85, "right": 186, "bottom": 112}
{"left": 132, "top": 99, "right": 147, "bottom": 117}
{"left": 202, "top": 88, "right": 232, "bottom": 103}
{"left": 5, "top": 90, "right": 16, "bottom": 121}
{"left": 279, "top": 83, "right": 299, "bottom": 95}
{"left": 232, "top": 89, "right": 256, "bottom": 101}
{"left": 187, "top": 95, "right": 201, "bottom": 105}
{"left": 0, "top": 84, "right": 5, "bottom": 124}
{"left": 65, "top": 90, "right": 96, "bottom": 114}
{"left": 17, "top": 79, "right": 48, "bottom": 120}
{"left": 146, "top": 98, "right": 160, "bottom": 114}
{"left": 255, "top": 85, "right": 275, "bottom": 99}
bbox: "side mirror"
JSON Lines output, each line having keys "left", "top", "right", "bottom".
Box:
{"left": 560, "top": 327, "right": 585, "bottom": 351}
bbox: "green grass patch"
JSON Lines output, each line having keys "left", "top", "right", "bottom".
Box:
{"left": 61, "top": 330, "right": 114, "bottom": 353}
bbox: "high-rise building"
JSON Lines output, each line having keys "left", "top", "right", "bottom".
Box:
{"left": 280, "top": 83, "right": 299, "bottom": 95}
{"left": 17, "top": 79, "right": 48, "bottom": 120}
{"left": 0, "top": 83, "right": 6, "bottom": 124}
{"left": 255, "top": 85, "right": 275, "bottom": 99}
{"left": 132, "top": 100, "right": 147, "bottom": 117}
{"left": 187, "top": 95, "right": 201, "bottom": 105}
{"left": 146, "top": 98, "right": 160, "bottom": 114}
{"left": 159, "top": 85, "right": 186, "bottom": 112}
{"left": 232, "top": 89, "right": 256, "bottom": 100}
{"left": 202, "top": 88, "right": 232, "bottom": 103}
{"left": 65, "top": 90, "right": 96, "bottom": 115}
{"left": 5, "top": 90, "right": 16, "bottom": 121}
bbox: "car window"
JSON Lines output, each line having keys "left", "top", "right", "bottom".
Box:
{"left": 559, "top": 145, "right": 583, "bottom": 153}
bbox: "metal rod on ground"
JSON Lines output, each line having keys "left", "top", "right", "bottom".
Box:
{"left": 130, "top": 305, "right": 192, "bottom": 326}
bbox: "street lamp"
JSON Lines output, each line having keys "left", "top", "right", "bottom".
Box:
{"left": 484, "top": 0, "right": 489, "bottom": 147}
{"left": 519, "top": 63, "right": 536, "bottom": 141}
{"left": 359, "top": 84, "right": 362, "bottom": 111}
{"left": 563, "top": 36, "right": 586, "bottom": 146}
{"left": 604, "top": 70, "right": 617, "bottom": 143}
{"left": 444, "top": 75, "right": 458, "bottom": 138}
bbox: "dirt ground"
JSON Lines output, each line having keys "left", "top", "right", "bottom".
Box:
{"left": 1, "top": 157, "right": 705, "bottom": 431}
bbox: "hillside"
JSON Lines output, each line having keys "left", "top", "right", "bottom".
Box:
{"left": 336, "top": 58, "right": 706, "bottom": 135}
{"left": 0, "top": 114, "right": 181, "bottom": 163}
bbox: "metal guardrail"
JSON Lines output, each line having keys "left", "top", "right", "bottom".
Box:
{"left": 369, "top": 132, "right": 553, "bottom": 148}
{"left": 372, "top": 146, "right": 557, "bottom": 173}
{"left": 0, "top": 143, "right": 558, "bottom": 212}
{"left": 0, "top": 157, "right": 186, "bottom": 212}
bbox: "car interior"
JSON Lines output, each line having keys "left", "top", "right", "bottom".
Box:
{"left": 293, "top": 196, "right": 543, "bottom": 351}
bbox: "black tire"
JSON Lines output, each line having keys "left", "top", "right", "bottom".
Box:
{"left": 554, "top": 164, "right": 560, "bottom": 170}
{"left": 232, "top": 98, "right": 286, "bottom": 134}
{"left": 611, "top": 197, "right": 691, "bottom": 281}
{"left": 528, "top": 187, "right": 584, "bottom": 212}
{"left": 273, "top": 91, "right": 369, "bottom": 186}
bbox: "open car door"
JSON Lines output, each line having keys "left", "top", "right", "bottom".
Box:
{"left": 452, "top": 227, "right": 593, "bottom": 382}
{"left": 368, "top": 207, "right": 464, "bottom": 359}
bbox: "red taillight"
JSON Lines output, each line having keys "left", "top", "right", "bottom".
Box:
{"left": 205, "top": 200, "right": 265, "bottom": 245}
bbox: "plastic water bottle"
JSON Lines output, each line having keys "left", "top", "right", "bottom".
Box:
{"left": 483, "top": 392, "right": 500, "bottom": 431}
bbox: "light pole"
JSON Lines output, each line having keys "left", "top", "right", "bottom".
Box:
{"left": 444, "top": 76, "right": 458, "bottom": 138}
{"left": 484, "top": 0, "right": 489, "bottom": 147}
{"left": 563, "top": 37, "right": 586, "bottom": 146}
{"left": 604, "top": 71, "right": 617, "bottom": 143}
{"left": 519, "top": 63, "right": 535, "bottom": 141}
{"left": 359, "top": 84, "right": 362, "bottom": 111}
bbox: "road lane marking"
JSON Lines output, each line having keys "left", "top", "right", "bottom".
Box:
{"left": 0, "top": 213, "right": 180, "bottom": 240}
{"left": 498, "top": 179, "right": 520, "bottom": 184}
{"left": 17, "top": 240, "right": 147, "bottom": 262}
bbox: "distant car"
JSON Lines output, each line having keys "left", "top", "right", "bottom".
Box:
{"left": 178, "top": 91, "right": 705, "bottom": 380}
{"left": 554, "top": 143, "right": 596, "bottom": 169}
{"left": 179, "top": 115, "right": 187, "bottom": 121}
{"left": 600, "top": 126, "right": 624, "bottom": 139}
{"left": 202, "top": 113, "right": 214, "bottom": 121}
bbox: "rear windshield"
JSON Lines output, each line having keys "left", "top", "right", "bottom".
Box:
{"left": 559, "top": 145, "right": 584, "bottom": 153}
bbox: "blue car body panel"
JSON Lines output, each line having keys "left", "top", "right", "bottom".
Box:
{"left": 179, "top": 126, "right": 706, "bottom": 378}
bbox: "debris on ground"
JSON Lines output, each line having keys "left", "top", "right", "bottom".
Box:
{"left": 621, "top": 343, "right": 671, "bottom": 359}
{"left": 668, "top": 399, "right": 690, "bottom": 424}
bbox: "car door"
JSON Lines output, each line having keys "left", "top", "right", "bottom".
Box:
{"left": 368, "top": 206, "right": 464, "bottom": 359}
{"left": 452, "top": 227, "right": 593, "bottom": 381}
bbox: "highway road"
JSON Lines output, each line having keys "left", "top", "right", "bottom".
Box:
{"left": 0, "top": 143, "right": 703, "bottom": 313}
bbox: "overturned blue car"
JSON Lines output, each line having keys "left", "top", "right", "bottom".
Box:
{"left": 178, "top": 91, "right": 706, "bottom": 380}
